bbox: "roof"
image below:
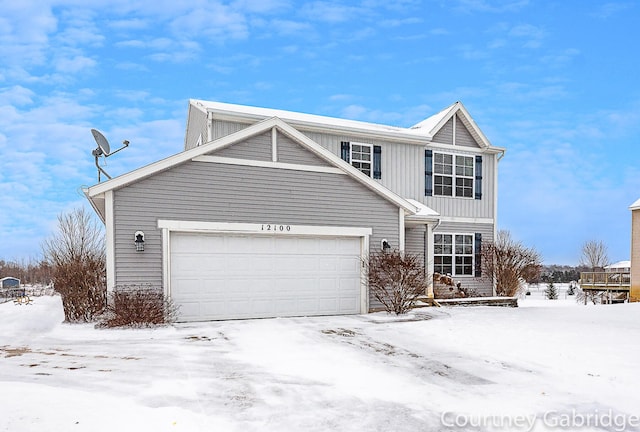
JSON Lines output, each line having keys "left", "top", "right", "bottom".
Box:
{"left": 630, "top": 197, "right": 640, "bottom": 210}
{"left": 85, "top": 116, "right": 419, "bottom": 221}
{"left": 405, "top": 199, "right": 439, "bottom": 225}
{"left": 605, "top": 260, "right": 631, "bottom": 269}
{"left": 191, "top": 99, "right": 505, "bottom": 153}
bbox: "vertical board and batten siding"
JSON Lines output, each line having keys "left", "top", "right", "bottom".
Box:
{"left": 212, "top": 120, "right": 252, "bottom": 140}
{"left": 434, "top": 221, "right": 494, "bottom": 296}
{"left": 213, "top": 131, "right": 272, "bottom": 161}
{"left": 112, "top": 161, "right": 400, "bottom": 310}
{"left": 276, "top": 132, "right": 332, "bottom": 166}
{"left": 302, "top": 131, "right": 424, "bottom": 200}
{"left": 405, "top": 226, "right": 426, "bottom": 270}
{"left": 184, "top": 107, "right": 208, "bottom": 150}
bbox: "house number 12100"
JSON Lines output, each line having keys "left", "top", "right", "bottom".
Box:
{"left": 261, "top": 224, "right": 291, "bottom": 232}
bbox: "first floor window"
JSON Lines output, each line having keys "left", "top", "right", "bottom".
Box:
{"left": 434, "top": 233, "right": 475, "bottom": 276}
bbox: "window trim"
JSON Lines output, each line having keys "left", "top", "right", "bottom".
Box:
{"left": 432, "top": 151, "right": 475, "bottom": 199}
{"left": 434, "top": 232, "right": 476, "bottom": 276}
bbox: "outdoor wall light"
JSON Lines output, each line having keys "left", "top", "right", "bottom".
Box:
{"left": 134, "top": 231, "right": 145, "bottom": 252}
{"left": 381, "top": 239, "right": 391, "bottom": 252}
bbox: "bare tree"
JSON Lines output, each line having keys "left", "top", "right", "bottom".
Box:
{"left": 365, "top": 250, "right": 428, "bottom": 315}
{"left": 42, "top": 208, "right": 106, "bottom": 322}
{"left": 579, "top": 240, "right": 609, "bottom": 271}
{"left": 482, "top": 230, "right": 542, "bottom": 297}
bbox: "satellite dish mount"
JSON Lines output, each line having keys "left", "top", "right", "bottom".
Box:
{"left": 91, "top": 128, "right": 129, "bottom": 182}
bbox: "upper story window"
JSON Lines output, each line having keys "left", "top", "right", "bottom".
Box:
{"left": 351, "top": 143, "right": 372, "bottom": 177}
{"left": 341, "top": 141, "right": 382, "bottom": 179}
{"left": 426, "top": 150, "right": 483, "bottom": 200}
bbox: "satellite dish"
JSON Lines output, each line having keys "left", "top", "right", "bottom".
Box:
{"left": 91, "top": 128, "right": 110, "bottom": 155}
{"left": 90, "top": 128, "right": 130, "bottom": 182}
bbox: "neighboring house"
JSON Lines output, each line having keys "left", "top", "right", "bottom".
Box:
{"left": 605, "top": 260, "right": 631, "bottom": 273}
{"left": 631, "top": 198, "right": 640, "bottom": 302}
{"left": 85, "top": 100, "right": 505, "bottom": 322}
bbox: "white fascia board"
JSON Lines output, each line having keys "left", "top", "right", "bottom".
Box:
{"left": 83, "top": 187, "right": 106, "bottom": 223}
{"left": 455, "top": 103, "right": 493, "bottom": 149}
{"left": 436, "top": 216, "right": 495, "bottom": 225}
{"left": 193, "top": 155, "right": 345, "bottom": 175}
{"left": 203, "top": 103, "right": 433, "bottom": 144}
{"left": 105, "top": 190, "right": 115, "bottom": 293}
{"left": 86, "top": 116, "right": 283, "bottom": 197}
{"left": 427, "top": 141, "right": 506, "bottom": 155}
{"left": 630, "top": 198, "right": 640, "bottom": 210}
{"left": 157, "top": 220, "right": 373, "bottom": 237}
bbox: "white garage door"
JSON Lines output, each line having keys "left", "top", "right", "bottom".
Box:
{"left": 170, "top": 232, "right": 362, "bottom": 321}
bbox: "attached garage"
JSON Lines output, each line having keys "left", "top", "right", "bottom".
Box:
{"left": 87, "top": 117, "right": 415, "bottom": 322}
{"left": 169, "top": 230, "right": 365, "bottom": 321}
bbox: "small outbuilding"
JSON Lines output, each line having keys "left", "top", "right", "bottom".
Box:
{"left": 0, "top": 277, "right": 24, "bottom": 298}
{"left": 1, "top": 277, "right": 20, "bottom": 289}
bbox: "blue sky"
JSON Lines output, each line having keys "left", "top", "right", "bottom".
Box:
{"left": 1, "top": 0, "right": 638, "bottom": 265}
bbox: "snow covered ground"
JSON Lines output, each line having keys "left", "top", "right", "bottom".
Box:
{"left": 2, "top": 287, "right": 640, "bottom": 432}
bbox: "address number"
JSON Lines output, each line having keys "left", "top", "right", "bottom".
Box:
{"left": 261, "top": 224, "right": 291, "bottom": 232}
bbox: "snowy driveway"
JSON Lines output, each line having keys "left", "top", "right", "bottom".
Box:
{"left": 2, "top": 295, "right": 640, "bottom": 432}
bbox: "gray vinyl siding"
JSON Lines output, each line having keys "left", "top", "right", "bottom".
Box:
{"left": 405, "top": 225, "right": 426, "bottom": 270}
{"left": 432, "top": 118, "right": 453, "bottom": 144}
{"left": 184, "top": 106, "right": 208, "bottom": 150}
{"left": 434, "top": 221, "right": 494, "bottom": 296}
{"left": 276, "top": 132, "right": 331, "bottom": 166}
{"left": 212, "top": 131, "right": 272, "bottom": 161}
{"left": 112, "top": 161, "right": 400, "bottom": 311}
{"left": 455, "top": 117, "right": 479, "bottom": 148}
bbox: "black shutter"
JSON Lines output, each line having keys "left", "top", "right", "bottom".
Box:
{"left": 425, "top": 149, "right": 433, "bottom": 196}
{"left": 341, "top": 141, "right": 350, "bottom": 162}
{"left": 475, "top": 155, "right": 483, "bottom": 200}
{"left": 474, "top": 233, "right": 482, "bottom": 277}
{"left": 373, "top": 145, "right": 382, "bottom": 179}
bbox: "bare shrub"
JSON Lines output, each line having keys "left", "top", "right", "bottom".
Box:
{"left": 99, "top": 286, "right": 179, "bottom": 328}
{"left": 482, "top": 230, "right": 542, "bottom": 297}
{"left": 365, "top": 250, "right": 428, "bottom": 315}
{"left": 42, "top": 208, "right": 106, "bottom": 322}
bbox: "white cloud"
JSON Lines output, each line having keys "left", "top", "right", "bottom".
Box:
{"left": 591, "top": 2, "right": 633, "bottom": 19}
{"left": 300, "top": 2, "right": 364, "bottom": 23}
{"left": 455, "top": 0, "right": 530, "bottom": 13}
{"left": 508, "top": 23, "right": 545, "bottom": 48}
{"left": 169, "top": 5, "right": 248, "bottom": 41}
{"left": 54, "top": 55, "right": 97, "bottom": 73}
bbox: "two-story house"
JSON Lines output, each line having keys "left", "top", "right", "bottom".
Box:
{"left": 85, "top": 99, "right": 505, "bottom": 321}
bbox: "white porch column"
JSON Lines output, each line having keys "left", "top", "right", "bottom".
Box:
{"left": 426, "top": 222, "right": 435, "bottom": 298}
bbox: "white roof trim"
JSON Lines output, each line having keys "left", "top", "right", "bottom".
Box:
{"left": 630, "top": 197, "right": 640, "bottom": 210}
{"left": 192, "top": 99, "right": 433, "bottom": 144}
{"left": 411, "top": 101, "right": 504, "bottom": 153}
{"left": 405, "top": 199, "right": 439, "bottom": 224}
{"left": 86, "top": 116, "right": 418, "bottom": 215}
